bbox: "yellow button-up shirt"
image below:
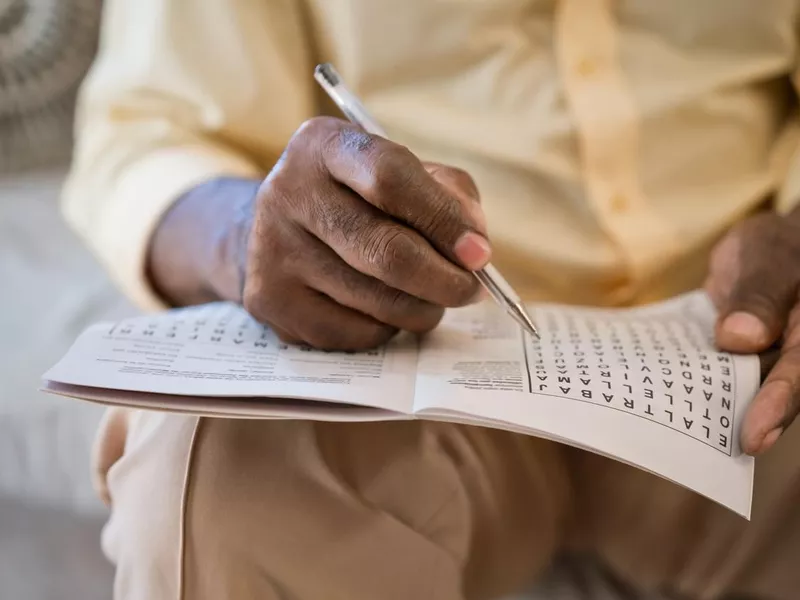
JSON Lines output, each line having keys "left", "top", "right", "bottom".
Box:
{"left": 63, "top": 0, "right": 800, "bottom": 310}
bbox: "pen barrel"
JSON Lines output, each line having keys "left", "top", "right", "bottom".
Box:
{"left": 336, "top": 88, "right": 387, "bottom": 137}
{"left": 475, "top": 263, "right": 520, "bottom": 304}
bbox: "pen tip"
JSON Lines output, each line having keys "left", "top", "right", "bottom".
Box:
{"left": 315, "top": 63, "right": 340, "bottom": 86}
{"left": 523, "top": 324, "right": 540, "bottom": 339}
{"left": 510, "top": 303, "right": 540, "bottom": 339}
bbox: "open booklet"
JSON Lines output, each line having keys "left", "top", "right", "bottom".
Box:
{"left": 42, "top": 290, "right": 759, "bottom": 518}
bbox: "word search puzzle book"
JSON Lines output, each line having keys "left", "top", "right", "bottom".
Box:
{"left": 43, "top": 291, "right": 759, "bottom": 517}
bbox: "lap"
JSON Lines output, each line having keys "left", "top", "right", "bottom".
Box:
{"left": 570, "top": 422, "right": 800, "bottom": 600}
{"left": 183, "top": 418, "right": 570, "bottom": 600}
{"left": 103, "top": 413, "right": 570, "bottom": 600}
{"left": 101, "top": 411, "right": 800, "bottom": 600}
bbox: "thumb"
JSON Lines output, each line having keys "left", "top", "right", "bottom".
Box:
{"left": 717, "top": 270, "right": 796, "bottom": 353}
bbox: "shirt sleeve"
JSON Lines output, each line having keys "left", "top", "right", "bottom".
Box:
{"left": 62, "top": 0, "right": 316, "bottom": 310}
{"left": 773, "top": 57, "right": 800, "bottom": 216}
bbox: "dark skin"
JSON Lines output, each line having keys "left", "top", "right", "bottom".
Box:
{"left": 149, "top": 117, "right": 490, "bottom": 348}
{"left": 705, "top": 210, "right": 800, "bottom": 455}
{"left": 148, "top": 116, "right": 800, "bottom": 457}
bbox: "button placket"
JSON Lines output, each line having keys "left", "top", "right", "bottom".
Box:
{"left": 609, "top": 192, "right": 629, "bottom": 213}
{"left": 555, "top": 0, "right": 678, "bottom": 284}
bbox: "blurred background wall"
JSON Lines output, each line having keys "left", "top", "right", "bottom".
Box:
{"left": 0, "top": 1, "right": 136, "bottom": 598}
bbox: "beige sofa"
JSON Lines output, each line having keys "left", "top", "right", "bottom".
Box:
{"left": 0, "top": 168, "right": 128, "bottom": 599}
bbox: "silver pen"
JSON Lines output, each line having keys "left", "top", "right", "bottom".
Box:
{"left": 314, "top": 63, "right": 540, "bottom": 338}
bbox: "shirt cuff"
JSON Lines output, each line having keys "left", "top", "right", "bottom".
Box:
{"left": 78, "top": 145, "right": 261, "bottom": 311}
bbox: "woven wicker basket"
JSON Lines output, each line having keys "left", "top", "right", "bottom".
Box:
{"left": 0, "top": 0, "right": 102, "bottom": 173}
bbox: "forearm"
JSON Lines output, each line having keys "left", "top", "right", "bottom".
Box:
{"left": 147, "top": 177, "right": 261, "bottom": 307}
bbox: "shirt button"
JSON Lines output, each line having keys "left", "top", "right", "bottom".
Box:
{"left": 576, "top": 57, "right": 597, "bottom": 77}
{"left": 610, "top": 193, "right": 629, "bottom": 213}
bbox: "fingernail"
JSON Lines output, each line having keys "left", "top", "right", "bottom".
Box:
{"left": 454, "top": 232, "right": 491, "bottom": 270}
{"left": 760, "top": 427, "right": 784, "bottom": 453}
{"left": 721, "top": 312, "right": 769, "bottom": 347}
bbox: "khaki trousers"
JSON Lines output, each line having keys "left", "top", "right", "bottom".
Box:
{"left": 99, "top": 410, "right": 800, "bottom": 600}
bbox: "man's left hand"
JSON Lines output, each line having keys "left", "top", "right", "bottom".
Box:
{"left": 705, "top": 208, "right": 800, "bottom": 456}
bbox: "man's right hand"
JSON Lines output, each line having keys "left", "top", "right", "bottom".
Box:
{"left": 148, "top": 117, "right": 490, "bottom": 351}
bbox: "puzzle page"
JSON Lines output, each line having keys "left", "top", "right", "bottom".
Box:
{"left": 412, "top": 291, "right": 759, "bottom": 517}
{"left": 43, "top": 302, "right": 419, "bottom": 414}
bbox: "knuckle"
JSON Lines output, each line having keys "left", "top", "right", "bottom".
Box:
{"left": 261, "top": 162, "right": 306, "bottom": 213}
{"left": 454, "top": 172, "right": 480, "bottom": 201}
{"left": 336, "top": 126, "right": 377, "bottom": 155}
{"left": 367, "top": 145, "right": 416, "bottom": 200}
{"left": 295, "top": 116, "right": 339, "bottom": 140}
{"left": 294, "top": 117, "right": 347, "bottom": 168}
{"left": 248, "top": 215, "right": 292, "bottom": 268}
{"left": 262, "top": 155, "right": 291, "bottom": 189}
{"left": 242, "top": 278, "right": 285, "bottom": 326}
{"left": 443, "top": 165, "right": 477, "bottom": 190}
{"left": 242, "top": 270, "right": 295, "bottom": 327}
{"left": 243, "top": 291, "right": 272, "bottom": 326}
{"left": 363, "top": 227, "right": 419, "bottom": 281}
{"left": 426, "top": 163, "right": 480, "bottom": 201}
{"left": 445, "top": 165, "right": 472, "bottom": 182}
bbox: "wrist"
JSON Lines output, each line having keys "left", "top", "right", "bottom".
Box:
{"left": 147, "top": 177, "right": 260, "bottom": 307}
{"left": 205, "top": 182, "right": 257, "bottom": 304}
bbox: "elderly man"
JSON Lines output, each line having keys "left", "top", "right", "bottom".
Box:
{"left": 64, "top": 1, "right": 800, "bottom": 599}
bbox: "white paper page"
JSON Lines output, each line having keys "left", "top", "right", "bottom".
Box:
{"left": 413, "top": 291, "right": 759, "bottom": 518}
{"left": 44, "top": 303, "right": 418, "bottom": 414}
{"left": 43, "top": 381, "right": 408, "bottom": 422}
